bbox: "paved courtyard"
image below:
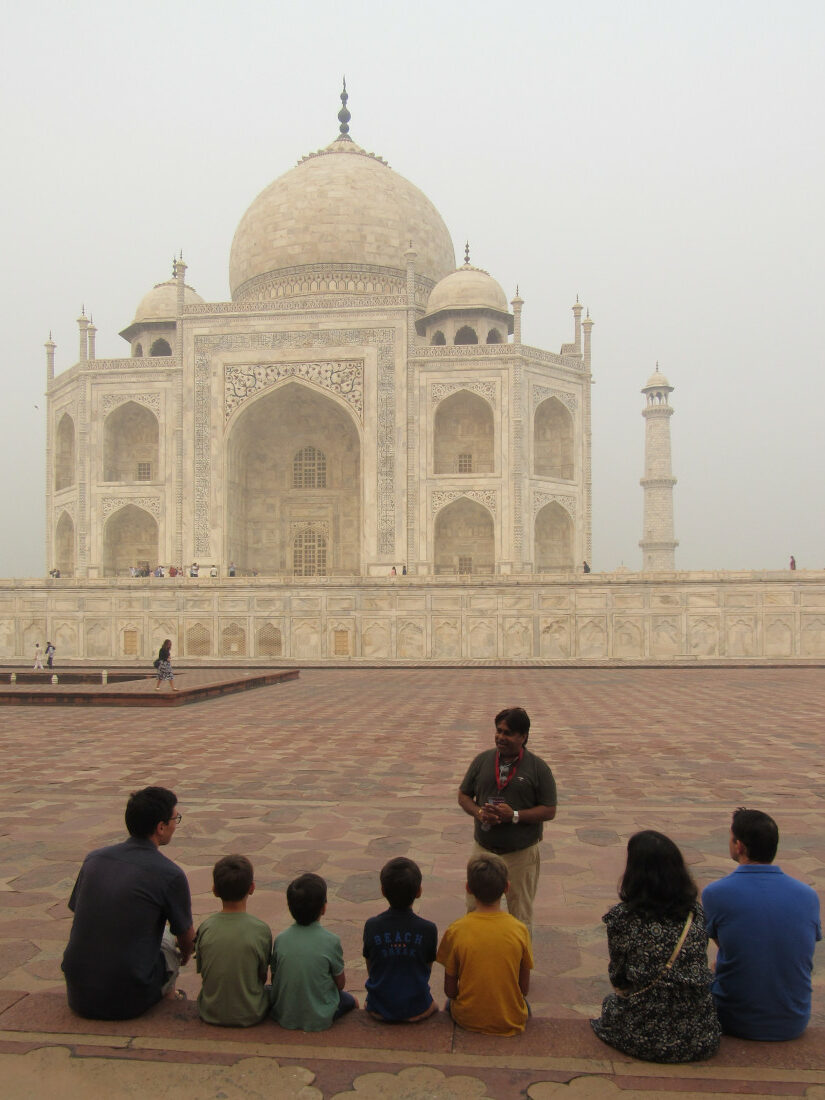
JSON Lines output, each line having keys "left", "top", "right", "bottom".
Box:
{"left": 0, "top": 667, "right": 823, "bottom": 1097}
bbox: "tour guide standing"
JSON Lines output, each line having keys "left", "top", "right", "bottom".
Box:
{"left": 458, "top": 707, "right": 557, "bottom": 930}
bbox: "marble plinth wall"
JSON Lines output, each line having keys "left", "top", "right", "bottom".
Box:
{"left": 1, "top": 575, "right": 824, "bottom": 663}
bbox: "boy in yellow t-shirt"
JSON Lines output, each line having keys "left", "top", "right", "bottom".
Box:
{"left": 436, "top": 853, "right": 533, "bottom": 1035}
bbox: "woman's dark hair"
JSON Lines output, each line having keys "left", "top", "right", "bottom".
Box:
{"left": 159, "top": 638, "right": 171, "bottom": 658}
{"left": 619, "top": 830, "right": 697, "bottom": 920}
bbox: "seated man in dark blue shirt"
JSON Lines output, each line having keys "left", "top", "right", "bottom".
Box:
{"left": 62, "top": 786, "right": 194, "bottom": 1020}
{"left": 702, "top": 807, "right": 821, "bottom": 1041}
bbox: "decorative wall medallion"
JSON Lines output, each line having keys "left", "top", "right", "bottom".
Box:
{"left": 101, "top": 495, "right": 161, "bottom": 519}
{"left": 430, "top": 381, "right": 497, "bottom": 408}
{"left": 56, "top": 501, "right": 76, "bottom": 521}
{"left": 531, "top": 385, "right": 578, "bottom": 415}
{"left": 533, "top": 492, "right": 576, "bottom": 519}
{"left": 225, "top": 360, "right": 363, "bottom": 423}
{"left": 431, "top": 489, "right": 497, "bottom": 515}
{"left": 101, "top": 392, "right": 161, "bottom": 415}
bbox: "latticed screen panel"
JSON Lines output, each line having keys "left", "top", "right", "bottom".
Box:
{"left": 293, "top": 529, "right": 327, "bottom": 577}
{"left": 257, "top": 623, "right": 282, "bottom": 656}
{"left": 293, "top": 446, "right": 327, "bottom": 489}
{"left": 458, "top": 556, "right": 473, "bottom": 575}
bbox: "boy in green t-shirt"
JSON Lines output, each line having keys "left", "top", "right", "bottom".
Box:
{"left": 436, "top": 853, "right": 533, "bottom": 1036}
{"left": 195, "top": 855, "right": 272, "bottom": 1027}
{"left": 270, "top": 872, "right": 359, "bottom": 1031}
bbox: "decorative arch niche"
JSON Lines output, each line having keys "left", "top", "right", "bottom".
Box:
{"left": 434, "top": 497, "right": 494, "bottom": 575}
{"left": 55, "top": 413, "right": 75, "bottom": 490}
{"left": 149, "top": 338, "right": 172, "bottom": 356}
{"left": 434, "top": 390, "right": 494, "bottom": 475}
{"left": 226, "top": 381, "right": 361, "bottom": 576}
{"left": 103, "top": 504, "right": 158, "bottom": 576}
{"left": 534, "top": 396, "right": 574, "bottom": 479}
{"left": 55, "top": 511, "right": 75, "bottom": 576}
{"left": 534, "top": 501, "right": 573, "bottom": 572}
{"left": 454, "top": 325, "right": 478, "bottom": 345}
{"left": 103, "top": 401, "right": 159, "bottom": 482}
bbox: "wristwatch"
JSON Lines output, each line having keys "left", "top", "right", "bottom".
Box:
{"left": 512, "top": 810, "right": 520, "bottom": 825}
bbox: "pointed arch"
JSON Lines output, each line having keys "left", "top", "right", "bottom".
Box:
{"left": 454, "top": 325, "right": 478, "bottom": 345}
{"left": 55, "top": 412, "right": 75, "bottom": 490}
{"left": 434, "top": 390, "right": 494, "bottom": 475}
{"left": 434, "top": 497, "right": 494, "bottom": 575}
{"left": 103, "top": 401, "right": 159, "bottom": 482}
{"left": 226, "top": 380, "right": 361, "bottom": 575}
{"left": 55, "top": 510, "right": 75, "bottom": 576}
{"left": 534, "top": 396, "right": 574, "bottom": 479}
{"left": 103, "top": 504, "right": 158, "bottom": 576}
{"left": 534, "top": 501, "right": 573, "bottom": 572}
{"left": 149, "top": 337, "right": 172, "bottom": 356}
{"left": 430, "top": 330, "right": 446, "bottom": 346}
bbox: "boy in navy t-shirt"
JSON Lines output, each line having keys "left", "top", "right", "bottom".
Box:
{"left": 362, "top": 857, "right": 438, "bottom": 1022}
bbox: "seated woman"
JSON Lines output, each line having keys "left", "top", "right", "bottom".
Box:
{"left": 591, "top": 830, "right": 720, "bottom": 1063}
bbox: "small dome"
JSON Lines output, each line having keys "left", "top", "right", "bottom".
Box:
{"left": 426, "top": 263, "right": 509, "bottom": 315}
{"left": 132, "top": 279, "right": 204, "bottom": 323}
{"left": 643, "top": 368, "right": 672, "bottom": 391}
{"left": 229, "top": 136, "right": 455, "bottom": 299}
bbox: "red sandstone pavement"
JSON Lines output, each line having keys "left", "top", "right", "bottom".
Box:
{"left": 0, "top": 667, "right": 824, "bottom": 1098}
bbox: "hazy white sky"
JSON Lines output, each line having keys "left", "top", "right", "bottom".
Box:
{"left": 1, "top": 0, "right": 822, "bottom": 575}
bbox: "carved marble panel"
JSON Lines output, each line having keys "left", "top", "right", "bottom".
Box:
{"left": 577, "top": 617, "right": 607, "bottom": 658}
{"left": 540, "top": 617, "right": 571, "bottom": 658}
{"left": 0, "top": 619, "right": 14, "bottom": 656}
{"left": 468, "top": 617, "right": 497, "bottom": 658}
{"left": 431, "top": 490, "right": 497, "bottom": 516}
{"left": 726, "top": 615, "right": 757, "bottom": 656}
{"left": 801, "top": 616, "right": 825, "bottom": 656}
{"left": 397, "top": 618, "right": 425, "bottom": 659}
{"left": 225, "top": 360, "right": 364, "bottom": 423}
{"left": 101, "top": 496, "right": 161, "bottom": 519}
{"left": 502, "top": 618, "right": 532, "bottom": 658}
{"left": 613, "top": 617, "right": 645, "bottom": 658}
{"left": 689, "top": 616, "right": 719, "bottom": 657}
{"left": 430, "top": 381, "right": 497, "bottom": 408}
{"left": 362, "top": 619, "right": 391, "bottom": 658}
{"left": 432, "top": 618, "right": 460, "bottom": 658}
{"left": 651, "top": 616, "right": 681, "bottom": 657}
{"left": 101, "top": 392, "right": 161, "bottom": 415}
{"left": 764, "top": 616, "right": 793, "bottom": 656}
{"left": 531, "top": 385, "right": 578, "bottom": 415}
{"left": 54, "top": 620, "right": 78, "bottom": 657}
{"left": 532, "top": 493, "right": 576, "bottom": 520}
{"left": 85, "top": 620, "right": 111, "bottom": 658}
{"left": 293, "top": 619, "right": 322, "bottom": 658}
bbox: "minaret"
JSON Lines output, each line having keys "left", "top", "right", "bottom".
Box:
{"left": 640, "top": 365, "right": 678, "bottom": 571}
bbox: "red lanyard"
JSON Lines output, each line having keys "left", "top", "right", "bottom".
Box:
{"left": 495, "top": 747, "right": 524, "bottom": 792}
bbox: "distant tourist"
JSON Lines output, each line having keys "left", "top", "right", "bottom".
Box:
{"left": 390, "top": 566, "right": 397, "bottom": 576}
{"left": 62, "top": 786, "right": 193, "bottom": 1019}
{"left": 591, "top": 831, "right": 720, "bottom": 1062}
{"left": 49, "top": 568, "right": 61, "bottom": 578}
{"left": 583, "top": 561, "right": 591, "bottom": 573}
{"left": 153, "top": 565, "right": 164, "bottom": 578}
{"left": 228, "top": 561, "right": 236, "bottom": 578}
{"left": 154, "top": 639, "right": 178, "bottom": 693}
{"left": 168, "top": 565, "right": 178, "bottom": 577}
{"left": 45, "top": 642, "right": 56, "bottom": 669}
{"left": 402, "top": 564, "right": 407, "bottom": 575}
{"left": 190, "top": 562, "right": 199, "bottom": 578}
{"left": 129, "top": 566, "right": 137, "bottom": 578}
{"left": 33, "top": 642, "right": 43, "bottom": 670}
{"left": 210, "top": 565, "right": 218, "bottom": 578}
{"left": 789, "top": 555, "right": 796, "bottom": 570}
{"left": 702, "top": 808, "right": 822, "bottom": 1041}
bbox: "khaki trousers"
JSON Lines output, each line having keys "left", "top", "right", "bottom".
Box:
{"left": 467, "top": 840, "right": 540, "bottom": 934}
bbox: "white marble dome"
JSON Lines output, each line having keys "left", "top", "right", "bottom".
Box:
{"left": 426, "top": 263, "right": 509, "bottom": 315}
{"left": 229, "top": 136, "right": 456, "bottom": 300}
{"left": 643, "top": 368, "right": 673, "bottom": 390}
{"left": 132, "top": 279, "right": 204, "bottom": 322}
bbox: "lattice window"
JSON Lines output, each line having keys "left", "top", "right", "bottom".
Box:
{"left": 293, "top": 446, "right": 327, "bottom": 489}
{"left": 136, "top": 462, "right": 152, "bottom": 481}
{"left": 186, "top": 623, "right": 211, "bottom": 657}
{"left": 257, "top": 623, "right": 282, "bottom": 656}
{"left": 457, "top": 453, "right": 473, "bottom": 473}
{"left": 333, "top": 630, "right": 350, "bottom": 656}
{"left": 221, "top": 623, "right": 246, "bottom": 656}
{"left": 122, "top": 629, "right": 138, "bottom": 656}
{"left": 458, "top": 556, "right": 473, "bottom": 575}
{"left": 293, "top": 528, "right": 327, "bottom": 577}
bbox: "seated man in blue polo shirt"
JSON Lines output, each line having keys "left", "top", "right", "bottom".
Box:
{"left": 702, "top": 807, "right": 821, "bottom": 1041}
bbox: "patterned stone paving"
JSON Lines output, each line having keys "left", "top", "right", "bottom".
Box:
{"left": 0, "top": 667, "right": 823, "bottom": 1097}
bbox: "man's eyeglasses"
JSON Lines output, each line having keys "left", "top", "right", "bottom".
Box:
{"left": 169, "top": 813, "right": 182, "bottom": 825}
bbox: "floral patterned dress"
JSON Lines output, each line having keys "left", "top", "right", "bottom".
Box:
{"left": 156, "top": 646, "right": 173, "bottom": 682}
{"left": 591, "top": 901, "right": 720, "bottom": 1063}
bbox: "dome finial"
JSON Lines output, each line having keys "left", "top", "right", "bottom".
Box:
{"left": 464, "top": 241, "right": 470, "bottom": 265}
{"left": 337, "top": 76, "right": 352, "bottom": 139}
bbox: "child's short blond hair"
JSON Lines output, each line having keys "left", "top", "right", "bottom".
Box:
{"left": 467, "top": 853, "right": 508, "bottom": 905}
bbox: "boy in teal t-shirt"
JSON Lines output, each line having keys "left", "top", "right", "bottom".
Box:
{"left": 270, "top": 872, "right": 359, "bottom": 1031}
{"left": 195, "top": 855, "right": 272, "bottom": 1027}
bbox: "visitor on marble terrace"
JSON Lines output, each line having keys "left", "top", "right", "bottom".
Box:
{"left": 61, "top": 788, "right": 822, "bottom": 1057}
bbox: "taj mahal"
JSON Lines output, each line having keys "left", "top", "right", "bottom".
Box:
{"left": 3, "top": 90, "right": 822, "bottom": 663}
